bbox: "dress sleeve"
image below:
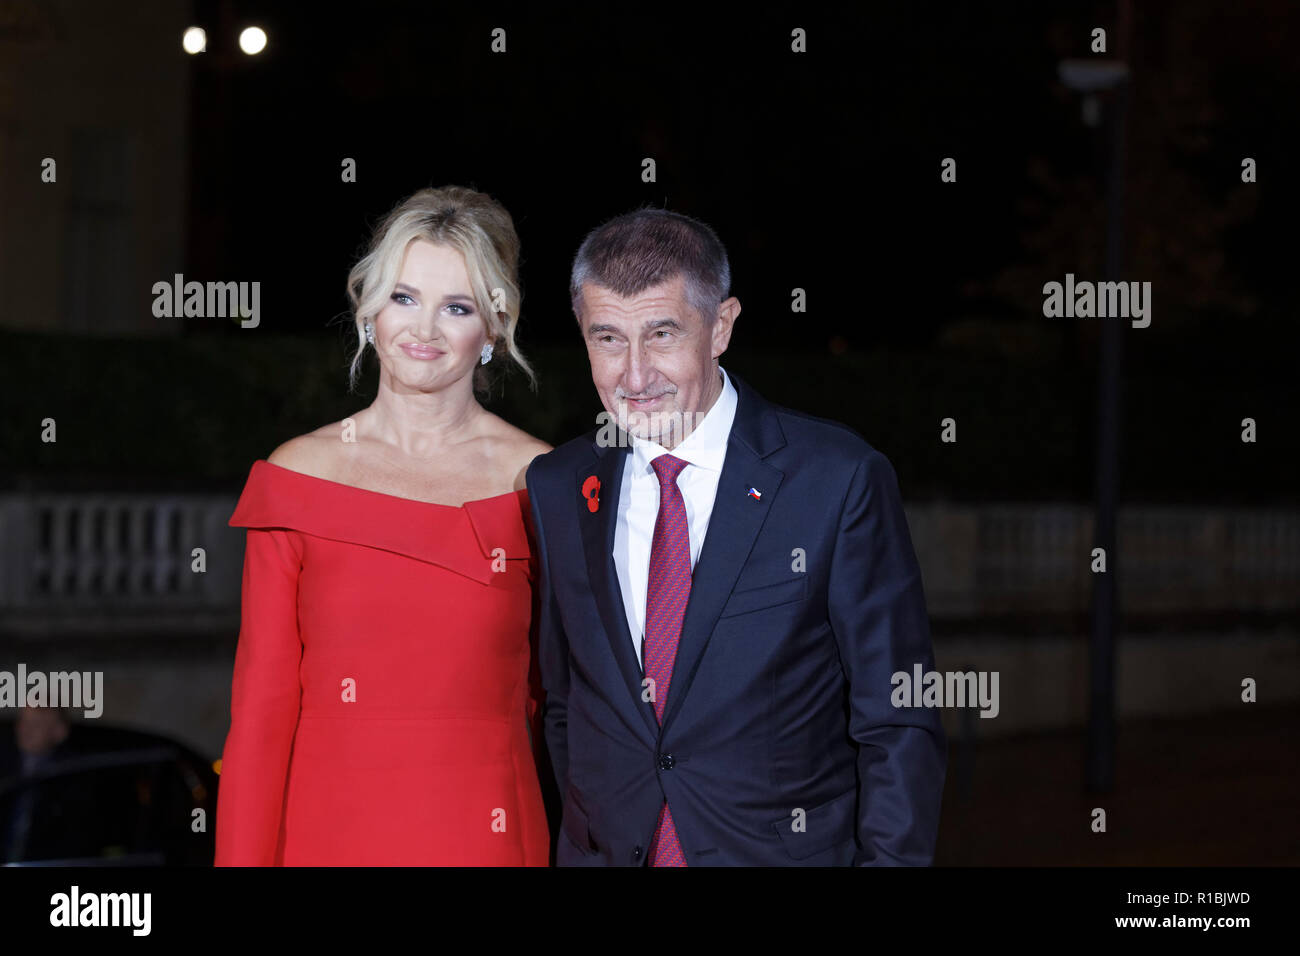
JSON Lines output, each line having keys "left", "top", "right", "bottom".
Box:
{"left": 214, "top": 527, "right": 304, "bottom": 866}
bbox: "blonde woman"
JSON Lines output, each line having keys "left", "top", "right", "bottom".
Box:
{"left": 215, "top": 187, "right": 552, "bottom": 865}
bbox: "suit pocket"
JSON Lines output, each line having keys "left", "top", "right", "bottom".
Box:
{"left": 561, "top": 786, "right": 598, "bottom": 856}
{"left": 770, "top": 787, "right": 856, "bottom": 860}
{"left": 718, "top": 575, "right": 808, "bottom": 620}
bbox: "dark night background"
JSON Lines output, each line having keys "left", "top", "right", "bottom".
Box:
{"left": 0, "top": 0, "right": 1296, "bottom": 870}
{"left": 6, "top": 0, "right": 1298, "bottom": 499}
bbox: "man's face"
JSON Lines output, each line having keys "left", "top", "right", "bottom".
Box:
{"left": 17, "top": 708, "right": 69, "bottom": 756}
{"left": 578, "top": 274, "right": 739, "bottom": 449}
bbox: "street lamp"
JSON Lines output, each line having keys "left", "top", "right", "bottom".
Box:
{"left": 182, "top": 27, "right": 206, "bottom": 55}
{"left": 1057, "top": 49, "right": 1131, "bottom": 794}
{"left": 238, "top": 27, "right": 268, "bottom": 56}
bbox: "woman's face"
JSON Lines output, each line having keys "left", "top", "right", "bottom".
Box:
{"left": 371, "top": 239, "right": 488, "bottom": 395}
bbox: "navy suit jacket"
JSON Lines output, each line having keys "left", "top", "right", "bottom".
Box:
{"left": 525, "top": 372, "right": 946, "bottom": 865}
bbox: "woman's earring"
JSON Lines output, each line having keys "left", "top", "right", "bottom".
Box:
{"left": 364, "top": 323, "right": 375, "bottom": 346}
{"left": 480, "top": 342, "right": 494, "bottom": 365}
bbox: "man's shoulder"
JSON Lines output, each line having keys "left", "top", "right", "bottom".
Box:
{"left": 751, "top": 394, "right": 908, "bottom": 517}
{"left": 758, "top": 394, "right": 890, "bottom": 475}
{"left": 525, "top": 431, "right": 600, "bottom": 489}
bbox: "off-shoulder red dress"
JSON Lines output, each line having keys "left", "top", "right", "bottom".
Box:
{"left": 214, "top": 460, "right": 550, "bottom": 866}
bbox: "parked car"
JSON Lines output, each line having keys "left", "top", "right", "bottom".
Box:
{"left": 0, "top": 718, "right": 218, "bottom": 866}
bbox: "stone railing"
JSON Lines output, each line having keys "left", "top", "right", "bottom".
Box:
{"left": 1, "top": 494, "right": 1296, "bottom": 636}
{"left": 0, "top": 494, "right": 242, "bottom": 637}
{"left": 907, "top": 503, "right": 1300, "bottom": 618}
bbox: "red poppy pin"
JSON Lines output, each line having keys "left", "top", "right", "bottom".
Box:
{"left": 582, "top": 475, "right": 601, "bottom": 513}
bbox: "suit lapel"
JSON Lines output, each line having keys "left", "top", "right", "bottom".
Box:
{"left": 575, "top": 438, "right": 659, "bottom": 738}
{"left": 660, "top": 373, "right": 787, "bottom": 732}
{"left": 574, "top": 373, "right": 788, "bottom": 738}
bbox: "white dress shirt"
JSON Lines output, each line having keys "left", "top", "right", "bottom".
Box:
{"left": 613, "top": 365, "right": 738, "bottom": 668}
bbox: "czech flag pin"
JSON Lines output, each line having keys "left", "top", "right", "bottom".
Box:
{"left": 747, "top": 487, "right": 762, "bottom": 500}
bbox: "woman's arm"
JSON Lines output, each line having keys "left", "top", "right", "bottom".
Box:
{"left": 214, "top": 527, "right": 304, "bottom": 866}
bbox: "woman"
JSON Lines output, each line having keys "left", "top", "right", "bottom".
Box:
{"left": 215, "top": 186, "right": 553, "bottom": 865}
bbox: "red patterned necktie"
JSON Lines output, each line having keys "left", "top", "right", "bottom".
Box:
{"left": 645, "top": 453, "right": 691, "bottom": 867}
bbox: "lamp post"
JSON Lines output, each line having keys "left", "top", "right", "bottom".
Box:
{"left": 1057, "top": 4, "right": 1132, "bottom": 794}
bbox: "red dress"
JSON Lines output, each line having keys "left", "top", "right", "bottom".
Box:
{"left": 215, "top": 460, "right": 550, "bottom": 866}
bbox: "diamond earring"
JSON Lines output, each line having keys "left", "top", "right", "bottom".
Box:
{"left": 480, "top": 342, "right": 494, "bottom": 365}
{"left": 364, "top": 323, "right": 375, "bottom": 346}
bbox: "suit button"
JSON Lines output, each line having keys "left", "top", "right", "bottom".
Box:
{"left": 658, "top": 753, "right": 675, "bottom": 770}
{"left": 631, "top": 846, "right": 643, "bottom": 863}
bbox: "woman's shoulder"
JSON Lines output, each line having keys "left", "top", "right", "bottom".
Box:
{"left": 481, "top": 414, "right": 552, "bottom": 491}
{"left": 266, "top": 422, "right": 353, "bottom": 480}
{"left": 229, "top": 422, "right": 360, "bottom": 529}
{"left": 229, "top": 429, "right": 535, "bottom": 584}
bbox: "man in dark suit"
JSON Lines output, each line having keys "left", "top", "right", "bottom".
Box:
{"left": 526, "top": 208, "right": 946, "bottom": 866}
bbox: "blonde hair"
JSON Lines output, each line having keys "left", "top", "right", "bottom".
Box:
{"left": 345, "top": 186, "right": 536, "bottom": 394}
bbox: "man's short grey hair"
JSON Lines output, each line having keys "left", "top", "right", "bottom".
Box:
{"left": 569, "top": 207, "right": 731, "bottom": 325}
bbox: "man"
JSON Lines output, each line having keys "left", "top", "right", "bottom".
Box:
{"left": 0, "top": 708, "right": 97, "bottom": 862}
{"left": 526, "top": 208, "right": 946, "bottom": 866}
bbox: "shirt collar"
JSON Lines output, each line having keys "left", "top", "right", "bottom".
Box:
{"left": 628, "top": 366, "right": 737, "bottom": 475}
